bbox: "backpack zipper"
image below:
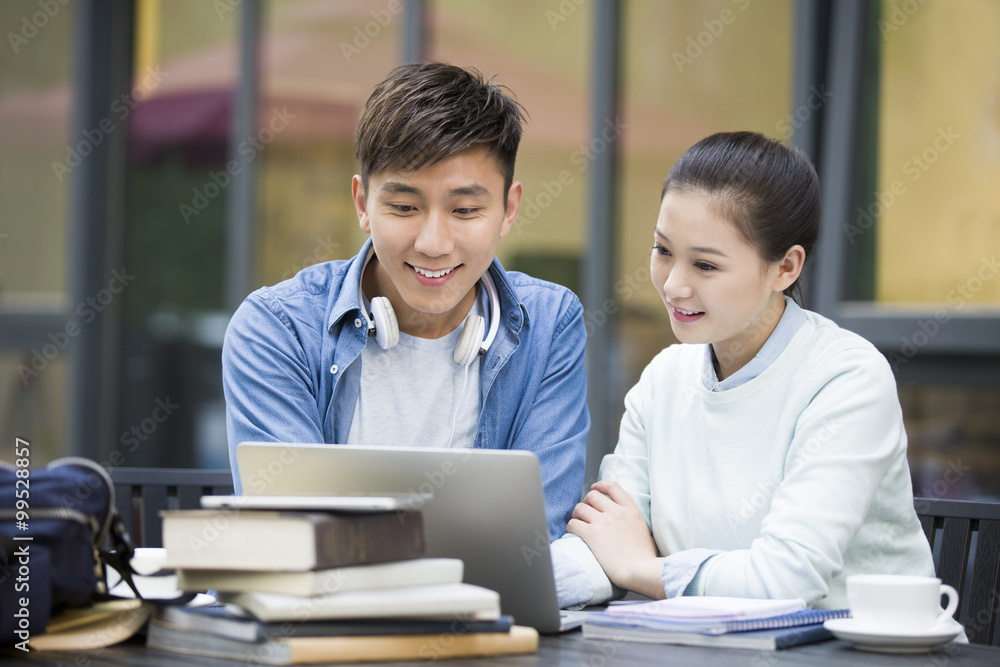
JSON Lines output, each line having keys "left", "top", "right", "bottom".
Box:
{"left": 45, "top": 456, "right": 117, "bottom": 547}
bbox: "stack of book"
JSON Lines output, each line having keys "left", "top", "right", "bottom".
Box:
{"left": 148, "top": 500, "right": 537, "bottom": 664}
{"left": 582, "top": 596, "right": 850, "bottom": 651}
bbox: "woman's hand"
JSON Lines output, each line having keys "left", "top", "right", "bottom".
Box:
{"left": 566, "top": 480, "right": 666, "bottom": 599}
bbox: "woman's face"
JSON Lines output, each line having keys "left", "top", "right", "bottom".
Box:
{"left": 650, "top": 191, "right": 790, "bottom": 378}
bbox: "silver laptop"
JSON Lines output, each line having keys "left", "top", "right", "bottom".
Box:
{"left": 235, "top": 442, "right": 585, "bottom": 633}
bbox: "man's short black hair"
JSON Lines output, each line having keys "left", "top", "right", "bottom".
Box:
{"left": 355, "top": 62, "right": 526, "bottom": 196}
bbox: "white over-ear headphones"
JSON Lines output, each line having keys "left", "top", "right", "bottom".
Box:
{"left": 358, "top": 249, "right": 501, "bottom": 367}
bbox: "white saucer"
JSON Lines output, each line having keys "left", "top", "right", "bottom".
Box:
{"left": 824, "top": 617, "right": 963, "bottom": 653}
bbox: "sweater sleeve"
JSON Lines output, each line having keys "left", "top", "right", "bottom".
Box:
{"left": 551, "top": 374, "right": 653, "bottom": 605}
{"left": 688, "top": 347, "right": 909, "bottom": 605}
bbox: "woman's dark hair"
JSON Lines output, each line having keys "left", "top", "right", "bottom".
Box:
{"left": 661, "top": 131, "right": 821, "bottom": 303}
{"left": 355, "top": 62, "right": 526, "bottom": 199}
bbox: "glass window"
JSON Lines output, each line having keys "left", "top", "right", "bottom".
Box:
{"left": 428, "top": 0, "right": 591, "bottom": 294}
{"left": 902, "top": 384, "right": 1000, "bottom": 502}
{"left": 0, "top": 1, "right": 73, "bottom": 296}
{"left": 872, "top": 0, "right": 1000, "bottom": 501}
{"left": 0, "top": 354, "right": 70, "bottom": 464}
{"left": 118, "top": 0, "right": 239, "bottom": 468}
{"left": 874, "top": 0, "right": 1000, "bottom": 309}
{"left": 0, "top": 0, "right": 76, "bottom": 461}
{"left": 256, "top": 0, "right": 402, "bottom": 285}
{"left": 615, "top": 0, "right": 793, "bottom": 426}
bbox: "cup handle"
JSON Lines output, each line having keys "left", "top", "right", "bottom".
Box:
{"left": 935, "top": 584, "right": 959, "bottom": 624}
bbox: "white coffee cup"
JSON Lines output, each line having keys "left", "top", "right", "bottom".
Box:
{"left": 847, "top": 574, "right": 958, "bottom": 633}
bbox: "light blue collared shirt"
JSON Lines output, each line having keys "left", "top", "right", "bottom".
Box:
{"left": 701, "top": 297, "right": 807, "bottom": 392}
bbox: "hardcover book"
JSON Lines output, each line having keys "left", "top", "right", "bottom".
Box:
{"left": 175, "top": 557, "right": 463, "bottom": 596}
{"left": 161, "top": 508, "right": 424, "bottom": 571}
{"left": 147, "top": 619, "right": 539, "bottom": 664}
{"left": 154, "top": 604, "right": 514, "bottom": 643}
{"left": 217, "top": 582, "right": 501, "bottom": 622}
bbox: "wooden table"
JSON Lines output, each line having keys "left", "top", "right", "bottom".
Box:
{"left": 4, "top": 630, "right": 1000, "bottom": 666}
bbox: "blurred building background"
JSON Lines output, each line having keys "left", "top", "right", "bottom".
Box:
{"left": 1, "top": 0, "right": 998, "bottom": 501}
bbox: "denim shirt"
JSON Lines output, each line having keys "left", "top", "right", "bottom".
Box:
{"left": 222, "top": 239, "right": 589, "bottom": 540}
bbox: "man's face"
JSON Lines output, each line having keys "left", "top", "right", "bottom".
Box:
{"left": 352, "top": 147, "right": 521, "bottom": 338}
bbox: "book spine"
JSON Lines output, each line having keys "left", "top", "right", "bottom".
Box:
{"left": 289, "top": 626, "right": 538, "bottom": 663}
{"left": 313, "top": 511, "right": 425, "bottom": 568}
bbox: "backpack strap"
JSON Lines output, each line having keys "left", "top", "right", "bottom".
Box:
{"left": 97, "top": 509, "right": 141, "bottom": 600}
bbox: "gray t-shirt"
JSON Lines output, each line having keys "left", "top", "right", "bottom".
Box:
{"left": 346, "top": 290, "right": 487, "bottom": 448}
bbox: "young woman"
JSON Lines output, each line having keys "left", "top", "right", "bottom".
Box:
{"left": 552, "top": 131, "right": 934, "bottom": 610}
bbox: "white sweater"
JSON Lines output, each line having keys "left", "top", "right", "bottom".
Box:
{"left": 554, "top": 309, "right": 934, "bottom": 609}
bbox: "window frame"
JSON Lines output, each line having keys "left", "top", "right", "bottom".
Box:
{"left": 801, "top": 0, "right": 1000, "bottom": 386}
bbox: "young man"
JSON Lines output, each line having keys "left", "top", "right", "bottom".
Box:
{"left": 222, "top": 62, "right": 589, "bottom": 540}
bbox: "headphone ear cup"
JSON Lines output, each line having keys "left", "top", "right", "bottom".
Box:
{"left": 454, "top": 315, "right": 485, "bottom": 366}
{"left": 370, "top": 296, "right": 399, "bottom": 350}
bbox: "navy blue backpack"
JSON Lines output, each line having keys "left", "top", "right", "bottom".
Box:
{"left": 0, "top": 457, "right": 138, "bottom": 647}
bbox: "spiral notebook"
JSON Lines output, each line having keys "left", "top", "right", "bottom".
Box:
{"left": 582, "top": 608, "right": 850, "bottom": 650}
{"left": 589, "top": 606, "right": 849, "bottom": 635}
